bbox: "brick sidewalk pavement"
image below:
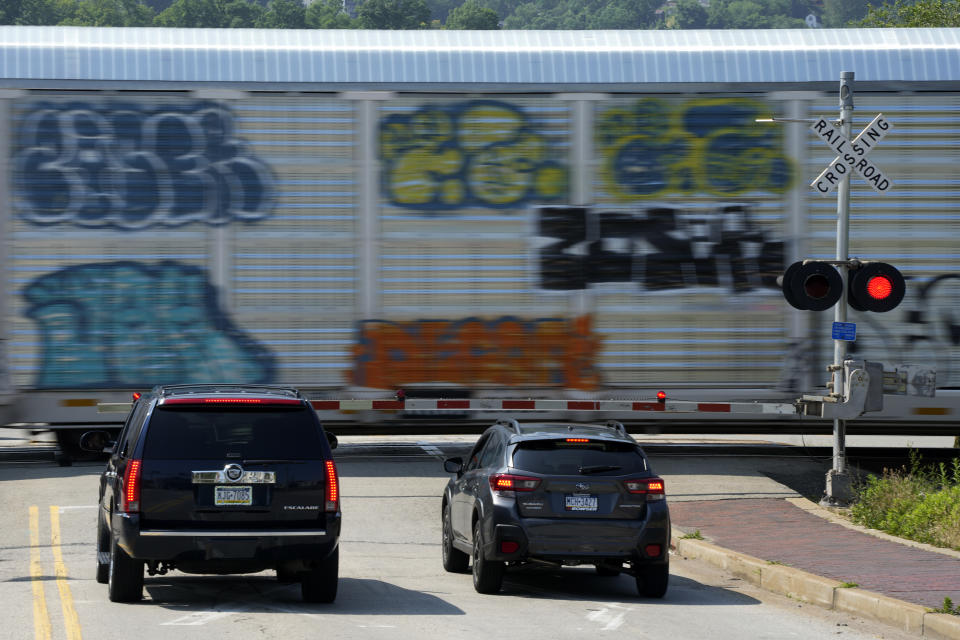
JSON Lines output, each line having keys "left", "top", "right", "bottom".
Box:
{"left": 670, "top": 498, "right": 960, "bottom": 611}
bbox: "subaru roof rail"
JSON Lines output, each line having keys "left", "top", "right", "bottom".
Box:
{"left": 495, "top": 418, "right": 521, "bottom": 433}
{"left": 605, "top": 421, "right": 627, "bottom": 436}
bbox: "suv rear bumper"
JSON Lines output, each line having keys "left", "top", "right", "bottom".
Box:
{"left": 484, "top": 502, "right": 670, "bottom": 564}
{"left": 113, "top": 512, "right": 341, "bottom": 568}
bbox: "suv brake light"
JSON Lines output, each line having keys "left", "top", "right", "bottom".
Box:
{"left": 624, "top": 477, "right": 665, "bottom": 501}
{"left": 324, "top": 460, "right": 339, "bottom": 512}
{"left": 160, "top": 397, "right": 303, "bottom": 406}
{"left": 122, "top": 460, "right": 142, "bottom": 513}
{"left": 490, "top": 473, "right": 540, "bottom": 494}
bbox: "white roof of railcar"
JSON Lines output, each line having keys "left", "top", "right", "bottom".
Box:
{"left": 1, "top": 26, "right": 959, "bottom": 91}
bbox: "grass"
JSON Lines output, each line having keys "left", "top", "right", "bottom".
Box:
{"left": 850, "top": 450, "right": 960, "bottom": 552}
{"left": 680, "top": 529, "right": 704, "bottom": 540}
{"left": 839, "top": 582, "right": 859, "bottom": 589}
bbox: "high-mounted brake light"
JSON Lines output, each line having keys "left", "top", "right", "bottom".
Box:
{"left": 324, "top": 460, "right": 339, "bottom": 512}
{"left": 122, "top": 460, "right": 142, "bottom": 513}
{"left": 490, "top": 473, "right": 540, "bottom": 494}
{"left": 624, "top": 477, "right": 666, "bottom": 501}
{"left": 565, "top": 438, "right": 590, "bottom": 443}
{"left": 160, "top": 397, "right": 302, "bottom": 406}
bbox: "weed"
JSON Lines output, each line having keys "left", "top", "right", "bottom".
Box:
{"left": 680, "top": 530, "right": 703, "bottom": 540}
{"left": 932, "top": 597, "right": 960, "bottom": 616}
{"left": 838, "top": 582, "right": 858, "bottom": 589}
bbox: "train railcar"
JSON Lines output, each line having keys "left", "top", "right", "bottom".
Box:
{"left": 0, "top": 26, "right": 958, "bottom": 436}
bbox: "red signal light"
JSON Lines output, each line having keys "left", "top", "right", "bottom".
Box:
{"left": 131, "top": 392, "right": 141, "bottom": 401}
{"left": 866, "top": 275, "right": 893, "bottom": 300}
{"left": 656, "top": 391, "right": 666, "bottom": 403}
{"left": 848, "top": 262, "right": 905, "bottom": 313}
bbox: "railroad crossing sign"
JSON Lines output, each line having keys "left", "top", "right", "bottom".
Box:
{"left": 810, "top": 113, "right": 892, "bottom": 195}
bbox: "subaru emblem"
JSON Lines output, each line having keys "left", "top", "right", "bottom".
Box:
{"left": 575, "top": 482, "right": 590, "bottom": 491}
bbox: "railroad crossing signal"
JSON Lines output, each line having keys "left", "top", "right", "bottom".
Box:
{"left": 810, "top": 114, "right": 892, "bottom": 194}
{"left": 781, "top": 260, "right": 905, "bottom": 313}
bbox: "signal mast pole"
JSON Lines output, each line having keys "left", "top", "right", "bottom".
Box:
{"left": 823, "top": 71, "right": 855, "bottom": 507}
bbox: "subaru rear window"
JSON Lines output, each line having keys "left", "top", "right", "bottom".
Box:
{"left": 511, "top": 439, "right": 648, "bottom": 475}
{"left": 143, "top": 406, "right": 324, "bottom": 460}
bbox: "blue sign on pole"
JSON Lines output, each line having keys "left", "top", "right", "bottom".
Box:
{"left": 832, "top": 321, "right": 857, "bottom": 341}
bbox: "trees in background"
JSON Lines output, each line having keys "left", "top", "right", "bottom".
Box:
{"left": 4, "top": 0, "right": 959, "bottom": 30}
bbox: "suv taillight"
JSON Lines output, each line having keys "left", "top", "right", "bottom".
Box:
{"left": 624, "top": 477, "right": 665, "bottom": 501}
{"left": 324, "top": 460, "right": 339, "bottom": 512}
{"left": 122, "top": 460, "right": 142, "bottom": 513}
{"left": 490, "top": 473, "right": 540, "bottom": 495}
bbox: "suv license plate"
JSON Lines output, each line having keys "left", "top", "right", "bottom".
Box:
{"left": 565, "top": 494, "right": 598, "bottom": 512}
{"left": 215, "top": 485, "right": 252, "bottom": 506}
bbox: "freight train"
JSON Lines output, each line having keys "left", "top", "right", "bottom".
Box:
{"left": 0, "top": 26, "right": 958, "bottom": 451}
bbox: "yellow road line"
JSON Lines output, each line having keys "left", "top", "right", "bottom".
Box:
{"left": 50, "top": 506, "right": 84, "bottom": 640}
{"left": 28, "top": 506, "right": 52, "bottom": 640}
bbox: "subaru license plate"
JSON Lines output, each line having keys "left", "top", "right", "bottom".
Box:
{"left": 215, "top": 485, "right": 252, "bottom": 506}
{"left": 565, "top": 494, "right": 598, "bottom": 512}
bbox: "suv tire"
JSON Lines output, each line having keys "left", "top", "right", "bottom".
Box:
{"left": 442, "top": 503, "right": 469, "bottom": 573}
{"left": 108, "top": 534, "right": 144, "bottom": 602}
{"left": 636, "top": 561, "right": 669, "bottom": 598}
{"left": 471, "top": 521, "right": 503, "bottom": 594}
{"left": 95, "top": 511, "right": 110, "bottom": 584}
{"left": 301, "top": 546, "right": 339, "bottom": 603}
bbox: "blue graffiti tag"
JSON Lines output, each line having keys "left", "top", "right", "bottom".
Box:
{"left": 22, "top": 261, "right": 275, "bottom": 388}
{"left": 13, "top": 101, "right": 274, "bottom": 229}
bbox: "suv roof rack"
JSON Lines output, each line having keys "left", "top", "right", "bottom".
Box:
{"left": 494, "top": 418, "right": 521, "bottom": 433}
{"left": 156, "top": 384, "right": 302, "bottom": 398}
{"left": 605, "top": 420, "right": 627, "bottom": 436}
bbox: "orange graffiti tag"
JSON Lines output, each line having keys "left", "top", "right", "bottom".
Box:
{"left": 350, "top": 315, "right": 599, "bottom": 390}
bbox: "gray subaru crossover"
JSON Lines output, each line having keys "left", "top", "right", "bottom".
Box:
{"left": 441, "top": 419, "right": 670, "bottom": 596}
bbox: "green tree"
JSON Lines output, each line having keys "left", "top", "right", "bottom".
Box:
{"left": 306, "top": 0, "right": 357, "bottom": 28}
{"left": 357, "top": 0, "right": 430, "bottom": 28}
{"left": 859, "top": 0, "right": 960, "bottom": 27}
{"left": 256, "top": 0, "right": 306, "bottom": 27}
{"left": 445, "top": 0, "right": 499, "bottom": 28}
{"left": 821, "top": 0, "right": 870, "bottom": 26}
{"left": 589, "top": 0, "right": 661, "bottom": 28}
{"left": 707, "top": 0, "right": 806, "bottom": 28}
{"left": 64, "top": 0, "right": 155, "bottom": 26}
{"left": 672, "top": 0, "right": 707, "bottom": 28}
{"left": 155, "top": 0, "right": 227, "bottom": 26}
{"left": 222, "top": 0, "right": 265, "bottom": 27}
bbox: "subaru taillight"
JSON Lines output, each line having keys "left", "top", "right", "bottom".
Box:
{"left": 122, "top": 460, "right": 142, "bottom": 513}
{"left": 324, "top": 460, "right": 339, "bottom": 512}
{"left": 624, "top": 477, "right": 666, "bottom": 501}
{"left": 489, "top": 473, "right": 540, "bottom": 495}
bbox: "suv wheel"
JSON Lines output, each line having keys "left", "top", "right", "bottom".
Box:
{"left": 471, "top": 521, "right": 503, "bottom": 594}
{"left": 442, "top": 503, "right": 469, "bottom": 573}
{"left": 95, "top": 510, "right": 110, "bottom": 584}
{"left": 302, "top": 546, "right": 339, "bottom": 603}
{"left": 107, "top": 534, "right": 144, "bottom": 602}
{"left": 636, "top": 561, "right": 669, "bottom": 598}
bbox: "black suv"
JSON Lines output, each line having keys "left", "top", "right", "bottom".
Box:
{"left": 441, "top": 419, "right": 669, "bottom": 596}
{"left": 81, "top": 384, "right": 341, "bottom": 603}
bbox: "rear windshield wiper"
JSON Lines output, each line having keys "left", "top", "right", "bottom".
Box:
{"left": 578, "top": 464, "right": 622, "bottom": 474}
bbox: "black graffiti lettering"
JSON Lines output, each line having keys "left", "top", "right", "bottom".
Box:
{"left": 538, "top": 206, "right": 588, "bottom": 289}
{"left": 535, "top": 204, "right": 782, "bottom": 293}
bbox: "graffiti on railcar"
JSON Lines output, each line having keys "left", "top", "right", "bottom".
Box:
{"left": 22, "top": 261, "right": 275, "bottom": 388}
{"left": 534, "top": 205, "right": 783, "bottom": 293}
{"left": 13, "top": 101, "right": 273, "bottom": 229}
{"left": 380, "top": 100, "right": 567, "bottom": 210}
{"left": 598, "top": 98, "right": 792, "bottom": 199}
{"left": 351, "top": 315, "right": 598, "bottom": 389}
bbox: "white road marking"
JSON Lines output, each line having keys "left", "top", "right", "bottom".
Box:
{"left": 56, "top": 505, "right": 97, "bottom": 510}
{"left": 162, "top": 611, "right": 237, "bottom": 626}
{"left": 585, "top": 603, "right": 632, "bottom": 631}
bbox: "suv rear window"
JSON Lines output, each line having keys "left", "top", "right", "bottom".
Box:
{"left": 511, "top": 439, "right": 648, "bottom": 475}
{"left": 143, "top": 406, "right": 324, "bottom": 460}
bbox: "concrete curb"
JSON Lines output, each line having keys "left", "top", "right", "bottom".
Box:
{"left": 671, "top": 530, "right": 960, "bottom": 639}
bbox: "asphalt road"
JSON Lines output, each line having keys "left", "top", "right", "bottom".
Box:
{"left": 0, "top": 440, "right": 920, "bottom": 640}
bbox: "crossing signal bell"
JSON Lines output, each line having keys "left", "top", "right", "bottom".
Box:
{"left": 781, "top": 261, "right": 905, "bottom": 313}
